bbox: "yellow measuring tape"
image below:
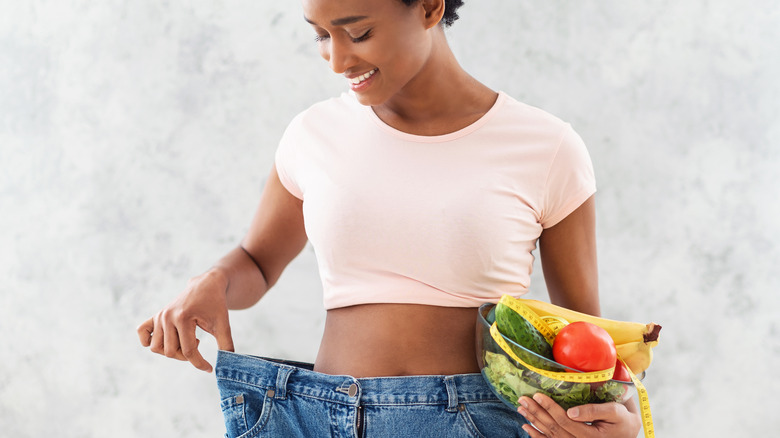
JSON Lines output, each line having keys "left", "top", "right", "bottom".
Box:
{"left": 622, "top": 354, "right": 654, "bottom": 438}
{"left": 495, "top": 295, "right": 615, "bottom": 382}
{"left": 492, "top": 296, "right": 655, "bottom": 438}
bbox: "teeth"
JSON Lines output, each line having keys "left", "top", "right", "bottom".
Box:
{"left": 350, "top": 69, "right": 376, "bottom": 84}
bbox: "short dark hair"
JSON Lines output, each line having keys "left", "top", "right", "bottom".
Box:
{"left": 399, "top": 0, "right": 465, "bottom": 27}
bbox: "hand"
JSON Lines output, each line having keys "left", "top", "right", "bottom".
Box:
{"left": 137, "top": 269, "right": 235, "bottom": 372}
{"left": 517, "top": 393, "right": 642, "bottom": 438}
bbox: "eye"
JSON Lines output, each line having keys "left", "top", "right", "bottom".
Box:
{"left": 350, "top": 29, "right": 372, "bottom": 43}
{"left": 313, "top": 29, "right": 372, "bottom": 44}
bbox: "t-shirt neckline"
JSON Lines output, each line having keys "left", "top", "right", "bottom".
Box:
{"left": 358, "top": 91, "right": 507, "bottom": 143}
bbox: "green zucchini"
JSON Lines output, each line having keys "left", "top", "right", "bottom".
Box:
{"left": 494, "top": 302, "right": 555, "bottom": 369}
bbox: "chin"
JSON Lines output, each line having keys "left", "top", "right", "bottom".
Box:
{"left": 352, "top": 91, "right": 382, "bottom": 107}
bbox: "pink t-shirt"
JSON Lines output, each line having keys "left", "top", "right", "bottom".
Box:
{"left": 275, "top": 91, "right": 596, "bottom": 309}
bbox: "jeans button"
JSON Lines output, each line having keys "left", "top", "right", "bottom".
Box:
{"left": 348, "top": 383, "right": 358, "bottom": 397}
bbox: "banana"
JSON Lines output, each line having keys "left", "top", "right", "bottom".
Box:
{"left": 519, "top": 298, "right": 662, "bottom": 346}
{"left": 616, "top": 340, "right": 657, "bottom": 375}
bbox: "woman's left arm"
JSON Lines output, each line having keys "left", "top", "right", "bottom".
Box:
{"left": 538, "top": 195, "right": 599, "bottom": 315}
{"left": 521, "top": 195, "right": 642, "bottom": 437}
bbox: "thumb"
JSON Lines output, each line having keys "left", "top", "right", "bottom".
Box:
{"left": 196, "top": 316, "right": 235, "bottom": 353}
{"left": 567, "top": 403, "right": 623, "bottom": 424}
{"left": 213, "top": 319, "right": 235, "bottom": 352}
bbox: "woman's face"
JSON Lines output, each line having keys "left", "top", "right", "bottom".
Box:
{"left": 302, "top": 0, "right": 434, "bottom": 106}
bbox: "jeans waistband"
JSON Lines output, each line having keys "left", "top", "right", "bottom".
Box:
{"left": 215, "top": 350, "right": 497, "bottom": 409}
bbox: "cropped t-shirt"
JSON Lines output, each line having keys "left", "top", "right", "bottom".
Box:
{"left": 275, "top": 91, "right": 596, "bottom": 309}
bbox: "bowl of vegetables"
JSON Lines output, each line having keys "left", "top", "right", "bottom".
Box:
{"left": 476, "top": 302, "right": 641, "bottom": 411}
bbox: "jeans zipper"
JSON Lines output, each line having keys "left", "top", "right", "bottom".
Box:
{"left": 356, "top": 405, "right": 364, "bottom": 437}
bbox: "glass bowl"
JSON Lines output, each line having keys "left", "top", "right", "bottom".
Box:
{"left": 476, "top": 302, "right": 642, "bottom": 411}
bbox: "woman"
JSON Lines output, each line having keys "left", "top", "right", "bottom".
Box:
{"left": 137, "top": 0, "right": 642, "bottom": 436}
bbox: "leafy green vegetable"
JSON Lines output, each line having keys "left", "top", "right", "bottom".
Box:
{"left": 482, "top": 351, "right": 631, "bottom": 410}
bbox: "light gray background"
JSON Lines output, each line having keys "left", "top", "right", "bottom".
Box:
{"left": 2, "top": 1, "right": 778, "bottom": 436}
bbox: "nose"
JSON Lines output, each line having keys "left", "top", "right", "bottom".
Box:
{"left": 321, "top": 38, "right": 353, "bottom": 74}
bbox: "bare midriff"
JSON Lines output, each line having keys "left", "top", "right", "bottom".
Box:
{"left": 313, "top": 303, "right": 481, "bottom": 378}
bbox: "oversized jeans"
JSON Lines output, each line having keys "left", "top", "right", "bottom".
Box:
{"left": 215, "top": 351, "right": 530, "bottom": 438}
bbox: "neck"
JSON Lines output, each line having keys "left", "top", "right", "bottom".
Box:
{"left": 373, "top": 27, "right": 493, "bottom": 125}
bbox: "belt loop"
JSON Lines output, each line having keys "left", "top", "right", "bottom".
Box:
{"left": 274, "top": 366, "right": 293, "bottom": 400}
{"left": 444, "top": 376, "right": 459, "bottom": 413}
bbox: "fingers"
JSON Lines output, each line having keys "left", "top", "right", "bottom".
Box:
{"left": 567, "top": 400, "right": 642, "bottom": 435}
{"left": 137, "top": 318, "right": 154, "bottom": 347}
{"left": 139, "top": 314, "right": 186, "bottom": 360}
{"left": 517, "top": 394, "right": 577, "bottom": 438}
{"left": 162, "top": 316, "right": 186, "bottom": 361}
{"left": 191, "top": 310, "right": 234, "bottom": 353}
{"left": 518, "top": 395, "right": 641, "bottom": 438}
{"left": 566, "top": 401, "right": 624, "bottom": 424}
{"left": 138, "top": 279, "right": 233, "bottom": 373}
{"left": 139, "top": 309, "right": 227, "bottom": 372}
{"left": 179, "top": 316, "right": 233, "bottom": 372}
{"left": 179, "top": 324, "right": 213, "bottom": 372}
{"left": 149, "top": 312, "right": 165, "bottom": 354}
{"left": 521, "top": 423, "right": 546, "bottom": 438}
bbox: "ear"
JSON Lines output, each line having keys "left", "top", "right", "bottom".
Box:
{"left": 421, "top": 0, "right": 446, "bottom": 29}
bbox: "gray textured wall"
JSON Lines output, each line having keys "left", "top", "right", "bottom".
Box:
{"left": 2, "top": 1, "right": 778, "bottom": 436}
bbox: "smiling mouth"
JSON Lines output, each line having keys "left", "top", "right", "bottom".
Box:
{"left": 349, "top": 69, "right": 377, "bottom": 85}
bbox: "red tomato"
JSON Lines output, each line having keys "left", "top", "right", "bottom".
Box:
{"left": 612, "top": 360, "right": 632, "bottom": 382}
{"left": 552, "top": 321, "right": 617, "bottom": 372}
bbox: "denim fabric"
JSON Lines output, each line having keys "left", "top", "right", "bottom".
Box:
{"left": 215, "top": 351, "right": 530, "bottom": 438}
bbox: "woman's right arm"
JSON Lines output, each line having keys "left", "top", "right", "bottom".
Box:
{"left": 136, "top": 166, "right": 308, "bottom": 372}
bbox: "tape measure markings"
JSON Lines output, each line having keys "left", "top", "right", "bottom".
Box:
{"left": 499, "top": 295, "right": 558, "bottom": 344}
{"left": 620, "top": 355, "right": 655, "bottom": 438}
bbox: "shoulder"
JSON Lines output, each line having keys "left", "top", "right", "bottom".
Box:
{"left": 286, "top": 92, "right": 362, "bottom": 132}
{"left": 493, "top": 92, "right": 572, "bottom": 135}
{"left": 482, "top": 92, "right": 585, "bottom": 160}
{"left": 278, "top": 92, "right": 367, "bottom": 157}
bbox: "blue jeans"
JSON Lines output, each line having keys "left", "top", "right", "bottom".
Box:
{"left": 215, "top": 351, "right": 530, "bottom": 438}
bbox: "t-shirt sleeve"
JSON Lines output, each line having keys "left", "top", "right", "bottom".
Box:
{"left": 539, "top": 124, "right": 597, "bottom": 228}
{"left": 274, "top": 116, "right": 304, "bottom": 200}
